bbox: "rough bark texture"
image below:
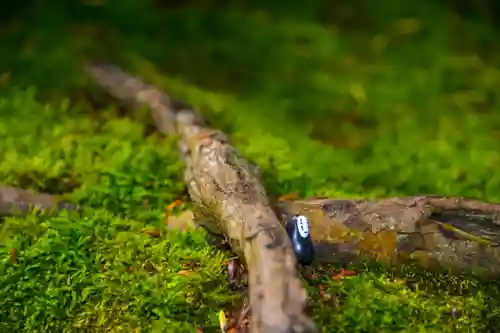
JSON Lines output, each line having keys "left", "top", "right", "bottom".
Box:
{"left": 4, "top": 181, "right": 499, "bottom": 281}
{"left": 276, "top": 196, "right": 500, "bottom": 278}
{"left": 0, "top": 186, "right": 77, "bottom": 217}
{"left": 85, "top": 63, "right": 318, "bottom": 333}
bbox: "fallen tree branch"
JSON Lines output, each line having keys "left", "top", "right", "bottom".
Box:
{"left": 85, "top": 62, "right": 318, "bottom": 333}
{"left": 276, "top": 196, "right": 500, "bottom": 278}
{"left": 85, "top": 61, "right": 500, "bottom": 332}
{"left": 0, "top": 186, "right": 76, "bottom": 216}
{"left": 6, "top": 180, "right": 498, "bottom": 279}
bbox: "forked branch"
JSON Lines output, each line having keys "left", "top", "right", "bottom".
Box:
{"left": 85, "top": 62, "right": 318, "bottom": 333}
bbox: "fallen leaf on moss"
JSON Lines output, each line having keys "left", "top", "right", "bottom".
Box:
{"left": 180, "top": 260, "right": 199, "bottom": 269}
{"left": 177, "top": 269, "right": 195, "bottom": 276}
{"left": 141, "top": 228, "right": 162, "bottom": 237}
{"left": 278, "top": 192, "right": 300, "bottom": 201}
{"left": 165, "top": 210, "right": 196, "bottom": 231}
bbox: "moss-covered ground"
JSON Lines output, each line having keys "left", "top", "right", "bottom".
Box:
{"left": 1, "top": 1, "right": 500, "bottom": 332}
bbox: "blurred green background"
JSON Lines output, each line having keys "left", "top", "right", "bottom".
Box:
{"left": 1, "top": 1, "right": 500, "bottom": 332}
{"left": 2, "top": 0, "right": 500, "bottom": 200}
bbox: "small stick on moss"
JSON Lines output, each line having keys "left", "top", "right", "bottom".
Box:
{"left": 0, "top": 186, "right": 78, "bottom": 217}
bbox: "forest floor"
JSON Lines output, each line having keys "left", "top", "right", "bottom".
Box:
{"left": 1, "top": 1, "right": 500, "bottom": 332}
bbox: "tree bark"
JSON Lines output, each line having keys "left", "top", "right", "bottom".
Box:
{"left": 4, "top": 183, "right": 499, "bottom": 280}
{"left": 85, "top": 62, "right": 318, "bottom": 333}
{"left": 276, "top": 196, "right": 500, "bottom": 278}
{"left": 0, "top": 186, "right": 76, "bottom": 216}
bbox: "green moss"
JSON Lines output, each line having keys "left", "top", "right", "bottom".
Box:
{"left": 0, "top": 211, "right": 236, "bottom": 332}
{"left": 0, "top": 91, "right": 236, "bottom": 332}
{"left": 308, "top": 263, "right": 500, "bottom": 332}
{"left": 1, "top": 1, "right": 500, "bottom": 332}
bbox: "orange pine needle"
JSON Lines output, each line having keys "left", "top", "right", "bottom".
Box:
{"left": 164, "top": 200, "right": 183, "bottom": 224}
{"left": 167, "top": 200, "right": 182, "bottom": 212}
{"left": 332, "top": 268, "right": 358, "bottom": 280}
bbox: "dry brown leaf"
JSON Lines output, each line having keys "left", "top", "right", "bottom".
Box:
{"left": 141, "top": 228, "right": 162, "bottom": 237}
{"left": 165, "top": 210, "right": 196, "bottom": 231}
{"left": 278, "top": 192, "right": 300, "bottom": 202}
{"left": 177, "top": 269, "right": 195, "bottom": 276}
